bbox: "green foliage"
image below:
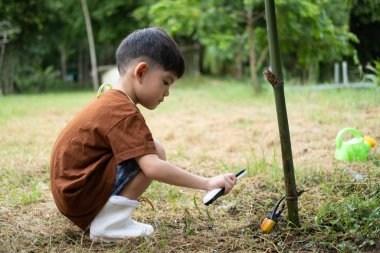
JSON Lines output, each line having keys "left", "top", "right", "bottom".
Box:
{"left": 0, "top": 0, "right": 51, "bottom": 40}
{"left": 1, "top": 166, "right": 43, "bottom": 207}
{"left": 0, "top": 21, "right": 20, "bottom": 42}
{"left": 91, "top": 0, "right": 141, "bottom": 43}
{"left": 276, "top": 0, "right": 357, "bottom": 67}
{"left": 350, "top": 0, "right": 380, "bottom": 24}
{"left": 183, "top": 208, "right": 196, "bottom": 235}
{"left": 349, "top": 0, "right": 380, "bottom": 65}
{"left": 14, "top": 65, "right": 60, "bottom": 92}
{"left": 198, "top": 1, "right": 246, "bottom": 74}
{"left": 146, "top": 0, "right": 201, "bottom": 37}
{"left": 19, "top": 185, "right": 42, "bottom": 205}
{"left": 316, "top": 186, "right": 380, "bottom": 250}
{"left": 0, "top": 0, "right": 375, "bottom": 92}
{"left": 136, "top": 0, "right": 357, "bottom": 80}
{"left": 364, "top": 60, "right": 380, "bottom": 86}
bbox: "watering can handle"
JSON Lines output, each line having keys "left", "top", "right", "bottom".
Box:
{"left": 336, "top": 128, "right": 363, "bottom": 148}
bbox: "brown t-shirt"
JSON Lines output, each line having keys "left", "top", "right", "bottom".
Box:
{"left": 50, "top": 89, "right": 157, "bottom": 230}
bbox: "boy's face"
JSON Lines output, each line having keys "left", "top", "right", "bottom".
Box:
{"left": 136, "top": 63, "right": 177, "bottom": 110}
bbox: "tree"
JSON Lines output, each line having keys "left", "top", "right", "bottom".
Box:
{"left": 0, "top": 0, "right": 145, "bottom": 93}
{"left": 274, "top": 0, "right": 357, "bottom": 83}
{"left": 135, "top": 0, "right": 202, "bottom": 76}
{"left": 0, "top": 0, "right": 362, "bottom": 94}
{"left": 349, "top": 0, "right": 380, "bottom": 65}
{"left": 81, "top": 0, "right": 99, "bottom": 91}
{"left": 139, "top": 0, "right": 268, "bottom": 92}
{"left": 244, "top": 0, "right": 264, "bottom": 93}
{"left": 136, "top": 0, "right": 359, "bottom": 87}
{"left": 0, "top": 0, "right": 54, "bottom": 93}
{"left": 0, "top": 21, "right": 19, "bottom": 93}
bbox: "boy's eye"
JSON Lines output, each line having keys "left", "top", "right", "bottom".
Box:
{"left": 163, "top": 80, "right": 169, "bottom": 85}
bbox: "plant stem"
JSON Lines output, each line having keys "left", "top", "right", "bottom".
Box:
{"left": 264, "top": 0, "right": 300, "bottom": 227}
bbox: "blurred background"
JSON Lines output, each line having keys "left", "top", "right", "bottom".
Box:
{"left": 0, "top": 0, "right": 379, "bottom": 94}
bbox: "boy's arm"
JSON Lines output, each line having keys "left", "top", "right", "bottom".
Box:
{"left": 135, "top": 154, "right": 236, "bottom": 193}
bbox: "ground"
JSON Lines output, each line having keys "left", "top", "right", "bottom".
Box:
{"left": 0, "top": 78, "right": 379, "bottom": 252}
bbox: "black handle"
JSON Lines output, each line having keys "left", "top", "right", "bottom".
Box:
{"left": 204, "top": 188, "right": 225, "bottom": 206}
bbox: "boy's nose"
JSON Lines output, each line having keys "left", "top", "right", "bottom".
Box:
{"left": 164, "top": 89, "right": 169, "bottom": 97}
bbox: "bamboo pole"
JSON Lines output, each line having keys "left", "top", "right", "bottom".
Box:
{"left": 264, "top": 0, "right": 300, "bottom": 227}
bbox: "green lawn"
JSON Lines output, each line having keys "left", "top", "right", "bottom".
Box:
{"left": 0, "top": 78, "right": 379, "bottom": 252}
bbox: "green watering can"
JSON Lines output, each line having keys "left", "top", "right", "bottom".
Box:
{"left": 335, "top": 128, "right": 376, "bottom": 162}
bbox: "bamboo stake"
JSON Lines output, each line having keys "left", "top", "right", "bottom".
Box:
{"left": 264, "top": 0, "right": 300, "bottom": 227}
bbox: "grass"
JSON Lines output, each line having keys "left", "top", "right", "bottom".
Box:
{"left": 0, "top": 77, "right": 379, "bottom": 252}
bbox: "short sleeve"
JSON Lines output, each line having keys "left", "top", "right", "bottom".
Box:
{"left": 107, "top": 112, "right": 157, "bottom": 164}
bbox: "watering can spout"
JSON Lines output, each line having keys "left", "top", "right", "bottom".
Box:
{"left": 364, "top": 135, "right": 376, "bottom": 148}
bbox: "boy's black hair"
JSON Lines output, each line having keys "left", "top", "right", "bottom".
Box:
{"left": 116, "top": 27, "right": 185, "bottom": 78}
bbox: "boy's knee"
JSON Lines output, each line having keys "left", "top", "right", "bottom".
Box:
{"left": 154, "top": 140, "right": 166, "bottom": 160}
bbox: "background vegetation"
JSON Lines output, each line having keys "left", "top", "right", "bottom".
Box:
{"left": 1, "top": 0, "right": 380, "bottom": 94}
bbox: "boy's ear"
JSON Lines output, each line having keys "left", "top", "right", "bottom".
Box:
{"left": 134, "top": 62, "right": 148, "bottom": 82}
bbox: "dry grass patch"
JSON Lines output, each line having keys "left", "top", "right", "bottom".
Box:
{"left": 0, "top": 79, "right": 379, "bottom": 252}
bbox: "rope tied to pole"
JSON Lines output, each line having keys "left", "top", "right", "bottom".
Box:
{"left": 285, "top": 188, "right": 310, "bottom": 200}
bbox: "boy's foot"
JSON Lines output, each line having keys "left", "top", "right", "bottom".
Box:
{"left": 90, "top": 219, "right": 154, "bottom": 242}
{"left": 89, "top": 196, "right": 154, "bottom": 242}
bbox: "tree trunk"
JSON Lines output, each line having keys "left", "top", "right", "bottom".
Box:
{"left": 264, "top": 0, "right": 300, "bottom": 227}
{"left": 235, "top": 47, "right": 243, "bottom": 80}
{"left": 1, "top": 46, "right": 15, "bottom": 94}
{"left": 60, "top": 44, "right": 67, "bottom": 81}
{"left": 78, "top": 44, "right": 84, "bottom": 86}
{"left": 256, "top": 46, "right": 269, "bottom": 72}
{"left": 0, "top": 31, "right": 7, "bottom": 76}
{"left": 308, "top": 63, "right": 313, "bottom": 84}
{"left": 246, "top": 10, "right": 261, "bottom": 93}
{"left": 84, "top": 51, "right": 89, "bottom": 85}
{"left": 194, "top": 42, "right": 201, "bottom": 77}
{"left": 81, "top": 0, "right": 99, "bottom": 91}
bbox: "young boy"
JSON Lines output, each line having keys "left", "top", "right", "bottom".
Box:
{"left": 50, "top": 27, "right": 237, "bottom": 242}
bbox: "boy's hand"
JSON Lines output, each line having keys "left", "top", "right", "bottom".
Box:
{"left": 206, "top": 173, "right": 237, "bottom": 194}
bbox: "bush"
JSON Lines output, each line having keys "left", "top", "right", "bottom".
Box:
{"left": 14, "top": 65, "right": 60, "bottom": 92}
{"left": 364, "top": 60, "right": 380, "bottom": 86}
